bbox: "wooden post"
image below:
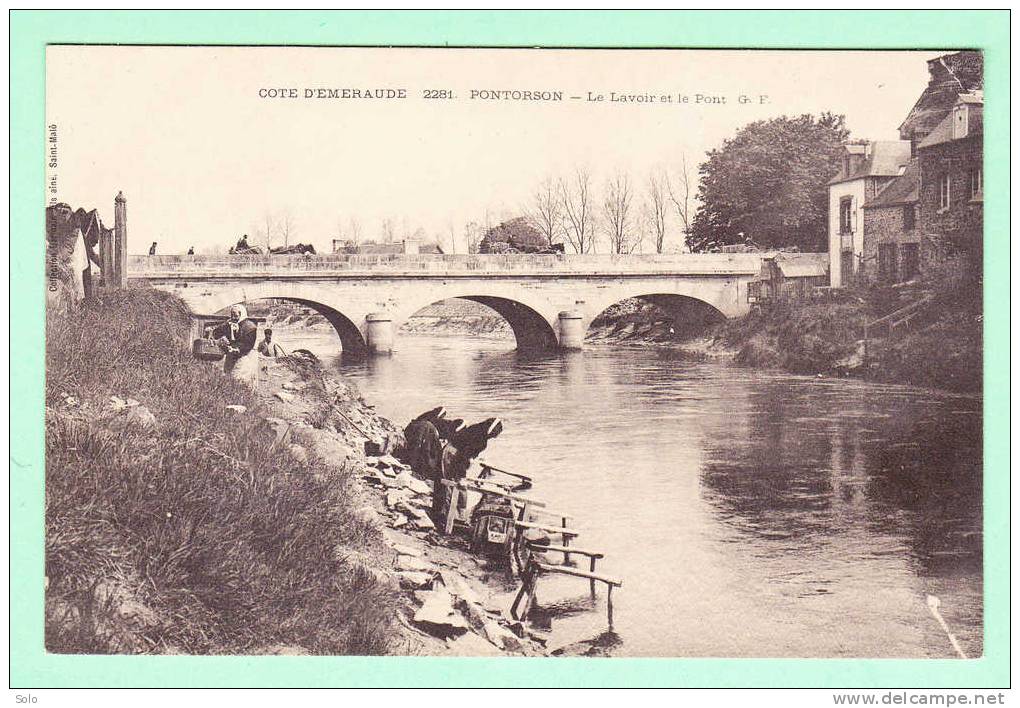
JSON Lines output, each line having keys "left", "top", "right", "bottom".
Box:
{"left": 99, "top": 228, "right": 114, "bottom": 289}
{"left": 443, "top": 484, "right": 459, "bottom": 535}
{"left": 606, "top": 585, "right": 614, "bottom": 629}
{"left": 589, "top": 557, "right": 598, "bottom": 599}
{"left": 113, "top": 191, "right": 128, "bottom": 287}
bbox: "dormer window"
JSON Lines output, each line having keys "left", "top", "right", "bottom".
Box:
{"left": 953, "top": 105, "right": 969, "bottom": 139}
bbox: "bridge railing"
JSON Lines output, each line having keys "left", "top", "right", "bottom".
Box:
{"left": 129, "top": 252, "right": 767, "bottom": 276}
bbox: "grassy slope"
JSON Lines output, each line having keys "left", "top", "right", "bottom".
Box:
{"left": 714, "top": 285, "right": 982, "bottom": 393}
{"left": 45, "top": 289, "right": 400, "bottom": 654}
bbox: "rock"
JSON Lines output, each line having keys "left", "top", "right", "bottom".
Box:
{"left": 412, "top": 514, "right": 435, "bottom": 531}
{"left": 390, "top": 514, "right": 408, "bottom": 529}
{"left": 396, "top": 555, "right": 435, "bottom": 572}
{"left": 287, "top": 444, "right": 308, "bottom": 464}
{"left": 396, "top": 571, "right": 434, "bottom": 590}
{"left": 392, "top": 543, "right": 422, "bottom": 558}
{"left": 375, "top": 471, "right": 402, "bottom": 489}
{"left": 439, "top": 570, "right": 480, "bottom": 604}
{"left": 124, "top": 405, "right": 157, "bottom": 430}
{"left": 395, "top": 471, "right": 431, "bottom": 496}
{"left": 225, "top": 404, "right": 247, "bottom": 414}
{"left": 483, "top": 620, "right": 523, "bottom": 652}
{"left": 275, "top": 391, "right": 295, "bottom": 402}
{"left": 378, "top": 454, "right": 405, "bottom": 469}
{"left": 281, "top": 381, "right": 301, "bottom": 391}
{"left": 385, "top": 489, "right": 413, "bottom": 509}
{"left": 412, "top": 589, "right": 469, "bottom": 638}
{"left": 446, "top": 630, "right": 503, "bottom": 656}
{"left": 354, "top": 506, "right": 380, "bottom": 526}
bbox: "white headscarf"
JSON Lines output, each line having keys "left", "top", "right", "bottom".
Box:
{"left": 229, "top": 304, "right": 247, "bottom": 322}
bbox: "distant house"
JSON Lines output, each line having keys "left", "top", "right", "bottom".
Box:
{"left": 856, "top": 51, "right": 983, "bottom": 287}
{"left": 830, "top": 50, "right": 983, "bottom": 289}
{"left": 827, "top": 141, "right": 912, "bottom": 287}
{"left": 747, "top": 252, "right": 829, "bottom": 305}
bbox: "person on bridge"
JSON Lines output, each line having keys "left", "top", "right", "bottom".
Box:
{"left": 148, "top": 242, "right": 158, "bottom": 255}
{"left": 187, "top": 246, "right": 194, "bottom": 255}
{"left": 257, "top": 328, "right": 287, "bottom": 358}
{"left": 212, "top": 304, "right": 260, "bottom": 390}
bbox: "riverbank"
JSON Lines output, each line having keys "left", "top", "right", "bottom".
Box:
{"left": 45, "top": 289, "right": 548, "bottom": 656}
{"left": 387, "top": 292, "right": 981, "bottom": 394}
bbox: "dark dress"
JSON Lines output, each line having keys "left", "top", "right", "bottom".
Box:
{"left": 213, "top": 319, "right": 258, "bottom": 373}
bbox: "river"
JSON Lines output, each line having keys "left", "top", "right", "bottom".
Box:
{"left": 274, "top": 323, "right": 983, "bottom": 658}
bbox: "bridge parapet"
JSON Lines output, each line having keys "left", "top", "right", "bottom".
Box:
{"left": 129, "top": 252, "right": 764, "bottom": 277}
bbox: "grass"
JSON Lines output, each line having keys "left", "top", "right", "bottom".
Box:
{"left": 714, "top": 283, "right": 982, "bottom": 392}
{"left": 46, "top": 288, "right": 400, "bottom": 655}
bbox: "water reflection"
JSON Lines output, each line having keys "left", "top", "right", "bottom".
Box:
{"left": 275, "top": 325, "right": 983, "bottom": 658}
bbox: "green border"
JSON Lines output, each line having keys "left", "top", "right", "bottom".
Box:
{"left": 10, "top": 10, "right": 1009, "bottom": 688}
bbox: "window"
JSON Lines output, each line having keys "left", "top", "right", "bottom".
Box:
{"left": 970, "top": 168, "right": 983, "bottom": 199}
{"left": 953, "top": 105, "right": 969, "bottom": 139}
{"left": 839, "top": 197, "right": 853, "bottom": 234}
{"left": 939, "top": 174, "right": 951, "bottom": 211}
{"left": 903, "top": 205, "right": 916, "bottom": 231}
{"left": 900, "top": 243, "right": 919, "bottom": 281}
{"left": 878, "top": 244, "right": 898, "bottom": 284}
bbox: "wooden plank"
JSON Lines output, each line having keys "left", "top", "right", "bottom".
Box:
{"left": 533, "top": 561, "right": 621, "bottom": 587}
{"left": 460, "top": 481, "right": 547, "bottom": 508}
{"left": 443, "top": 486, "right": 459, "bottom": 535}
{"left": 515, "top": 521, "right": 580, "bottom": 537}
{"left": 479, "top": 463, "right": 533, "bottom": 484}
{"left": 526, "top": 507, "right": 574, "bottom": 523}
{"left": 526, "top": 543, "right": 603, "bottom": 558}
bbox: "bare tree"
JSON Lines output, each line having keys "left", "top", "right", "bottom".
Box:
{"left": 527, "top": 176, "right": 563, "bottom": 246}
{"left": 464, "top": 221, "right": 483, "bottom": 254}
{"left": 646, "top": 171, "right": 669, "bottom": 254}
{"left": 346, "top": 216, "right": 362, "bottom": 246}
{"left": 603, "top": 172, "right": 636, "bottom": 254}
{"left": 277, "top": 210, "right": 296, "bottom": 248}
{"left": 256, "top": 212, "right": 276, "bottom": 251}
{"left": 381, "top": 218, "right": 396, "bottom": 243}
{"left": 559, "top": 167, "right": 596, "bottom": 254}
{"left": 447, "top": 220, "right": 457, "bottom": 254}
{"left": 665, "top": 154, "right": 694, "bottom": 247}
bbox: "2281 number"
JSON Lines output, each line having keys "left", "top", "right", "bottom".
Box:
{"left": 423, "top": 89, "right": 455, "bottom": 99}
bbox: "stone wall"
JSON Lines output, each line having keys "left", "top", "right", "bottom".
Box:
{"left": 918, "top": 134, "right": 982, "bottom": 284}
{"left": 862, "top": 204, "right": 921, "bottom": 284}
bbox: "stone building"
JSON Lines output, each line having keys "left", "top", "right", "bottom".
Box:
{"left": 826, "top": 141, "right": 911, "bottom": 287}
{"left": 861, "top": 160, "right": 921, "bottom": 284}
{"left": 830, "top": 50, "right": 983, "bottom": 288}
{"left": 915, "top": 92, "right": 983, "bottom": 283}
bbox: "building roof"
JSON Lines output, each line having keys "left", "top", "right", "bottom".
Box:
{"left": 863, "top": 159, "right": 920, "bottom": 208}
{"left": 917, "top": 96, "right": 983, "bottom": 150}
{"left": 828, "top": 141, "right": 912, "bottom": 185}
{"left": 759, "top": 252, "right": 828, "bottom": 279}
{"left": 898, "top": 51, "right": 983, "bottom": 142}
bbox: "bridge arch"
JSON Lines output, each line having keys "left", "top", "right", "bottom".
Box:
{"left": 584, "top": 291, "right": 728, "bottom": 341}
{"left": 393, "top": 293, "right": 560, "bottom": 351}
{"left": 181, "top": 282, "right": 371, "bottom": 356}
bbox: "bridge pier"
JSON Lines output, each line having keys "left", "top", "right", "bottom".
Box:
{"left": 365, "top": 312, "right": 394, "bottom": 354}
{"left": 558, "top": 310, "right": 585, "bottom": 350}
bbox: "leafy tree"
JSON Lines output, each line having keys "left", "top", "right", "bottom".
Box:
{"left": 688, "top": 113, "right": 850, "bottom": 252}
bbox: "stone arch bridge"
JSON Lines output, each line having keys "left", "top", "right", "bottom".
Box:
{"left": 129, "top": 253, "right": 766, "bottom": 355}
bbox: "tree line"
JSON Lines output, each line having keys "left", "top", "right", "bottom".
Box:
{"left": 246, "top": 113, "right": 850, "bottom": 256}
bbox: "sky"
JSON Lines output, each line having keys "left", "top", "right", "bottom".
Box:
{"left": 46, "top": 47, "right": 942, "bottom": 255}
